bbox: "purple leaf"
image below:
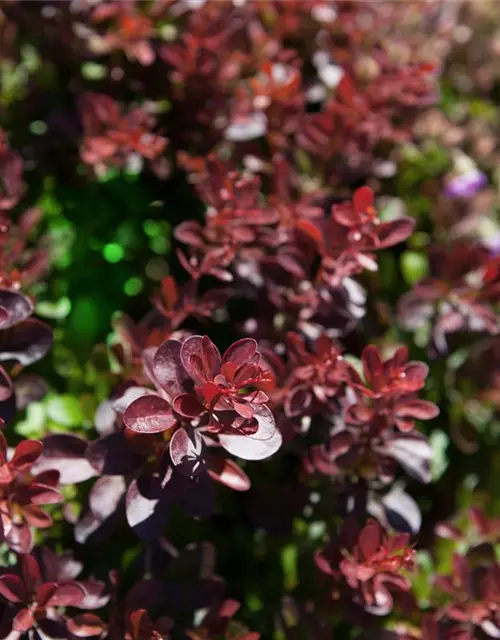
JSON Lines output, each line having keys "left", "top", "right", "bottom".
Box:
{"left": 385, "top": 434, "right": 432, "bottom": 484}
{"left": 219, "top": 405, "right": 282, "bottom": 461}
{"left": 38, "top": 548, "right": 82, "bottom": 582}
{"left": 180, "top": 335, "right": 204, "bottom": 383}
{"left": 0, "top": 574, "right": 25, "bottom": 603}
{"left": 381, "top": 487, "right": 422, "bottom": 535}
{"left": 33, "top": 434, "right": 97, "bottom": 484}
{"left": 6, "top": 522, "right": 33, "bottom": 554}
{"left": 0, "top": 290, "right": 33, "bottom": 329}
{"left": 207, "top": 455, "right": 251, "bottom": 491}
{"left": 0, "top": 365, "right": 12, "bottom": 402}
{"left": 86, "top": 433, "right": 145, "bottom": 475}
{"left": 153, "top": 340, "right": 192, "bottom": 399}
{"left": 77, "top": 579, "right": 110, "bottom": 610}
{"left": 123, "top": 395, "right": 176, "bottom": 434}
{"left": 94, "top": 399, "right": 117, "bottom": 436}
{"left": 74, "top": 511, "right": 102, "bottom": 545}
{"left": 89, "top": 476, "right": 126, "bottom": 521}
{"left": 222, "top": 338, "right": 257, "bottom": 365}
{"left": 13, "top": 374, "right": 48, "bottom": 410}
{"left": 377, "top": 218, "right": 415, "bottom": 249}
{"left": 126, "top": 474, "right": 171, "bottom": 541}
{"left": 172, "top": 393, "right": 203, "bottom": 418}
{"left": 112, "top": 385, "right": 153, "bottom": 415}
{"left": 169, "top": 427, "right": 205, "bottom": 476}
{"left": 201, "top": 336, "right": 221, "bottom": 377}
{"left": 0, "top": 319, "right": 53, "bottom": 366}
{"left": 171, "top": 471, "right": 215, "bottom": 520}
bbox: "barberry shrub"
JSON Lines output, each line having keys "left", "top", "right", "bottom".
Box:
{"left": 0, "top": 1, "right": 500, "bottom": 639}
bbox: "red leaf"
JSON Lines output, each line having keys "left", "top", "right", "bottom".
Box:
{"left": 337, "top": 74, "right": 356, "bottom": 103}
{"left": 22, "top": 505, "right": 53, "bottom": 528}
{"left": 10, "top": 439, "right": 43, "bottom": 471}
{"left": 362, "top": 345, "right": 382, "bottom": 388}
{"left": 44, "top": 582, "right": 85, "bottom": 607}
{"left": 67, "top": 613, "right": 107, "bottom": 637}
{"left": 353, "top": 186, "right": 373, "bottom": 213}
{"left": 358, "top": 521, "right": 381, "bottom": 560}
{"left": 160, "top": 275, "right": 178, "bottom": 310}
{"left": 13, "top": 607, "right": 35, "bottom": 632}
{"left": 377, "top": 218, "right": 415, "bottom": 249}
{"left": 295, "top": 219, "right": 323, "bottom": 250}
{"left": 396, "top": 399, "right": 439, "bottom": 420}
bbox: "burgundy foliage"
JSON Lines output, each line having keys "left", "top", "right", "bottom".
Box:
{"left": 1, "top": 1, "right": 499, "bottom": 639}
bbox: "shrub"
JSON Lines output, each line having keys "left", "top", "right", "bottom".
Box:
{"left": 1, "top": 1, "right": 500, "bottom": 638}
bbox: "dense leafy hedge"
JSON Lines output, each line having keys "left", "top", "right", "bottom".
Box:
{"left": 1, "top": 1, "right": 500, "bottom": 638}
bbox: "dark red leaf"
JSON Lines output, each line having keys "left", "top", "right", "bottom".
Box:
{"left": 222, "top": 338, "right": 257, "bottom": 366}
{"left": 172, "top": 392, "right": 204, "bottom": 418}
{"left": 153, "top": 340, "right": 192, "bottom": 399}
{"left": 207, "top": 454, "right": 251, "bottom": 491}
{"left": 123, "top": 394, "right": 176, "bottom": 434}
{"left": 377, "top": 218, "right": 415, "bottom": 249}
{"left": 0, "top": 574, "right": 26, "bottom": 603}
{"left": 45, "top": 582, "right": 85, "bottom": 607}
{"left": 67, "top": 613, "right": 106, "bottom": 637}
{"left": 10, "top": 439, "right": 43, "bottom": 471}
{"left": 0, "top": 365, "right": 12, "bottom": 402}
{"left": 295, "top": 219, "right": 324, "bottom": 249}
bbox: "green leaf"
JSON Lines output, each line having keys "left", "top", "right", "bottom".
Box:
{"left": 281, "top": 544, "right": 298, "bottom": 591}
{"left": 430, "top": 430, "right": 449, "bottom": 481}
{"left": 36, "top": 297, "right": 72, "bottom": 320}
{"left": 400, "top": 251, "right": 429, "bottom": 285}
{"left": 16, "top": 403, "right": 46, "bottom": 438}
{"left": 46, "top": 393, "right": 84, "bottom": 428}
